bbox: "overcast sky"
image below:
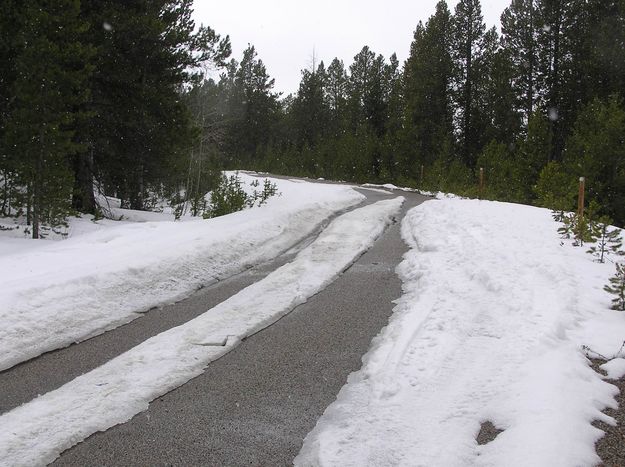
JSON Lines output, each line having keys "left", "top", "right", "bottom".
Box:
{"left": 192, "top": 0, "right": 510, "bottom": 96}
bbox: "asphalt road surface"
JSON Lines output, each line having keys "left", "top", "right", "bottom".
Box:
{"left": 0, "top": 188, "right": 386, "bottom": 414}
{"left": 3, "top": 184, "right": 430, "bottom": 466}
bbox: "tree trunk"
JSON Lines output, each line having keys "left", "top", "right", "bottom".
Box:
{"left": 130, "top": 166, "right": 145, "bottom": 210}
{"left": 528, "top": 0, "right": 535, "bottom": 117}
{"left": 1, "top": 170, "right": 7, "bottom": 216}
{"left": 33, "top": 126, "right": 44, "bottom": 239}
{"left": 463, "top": 35, "right": 473, "bottom": 166}
{"left": 26, "top": 182, "right": 31, "bottom": 226}
{"left": 72, "top": 148, "right": 96, "bottom": 214}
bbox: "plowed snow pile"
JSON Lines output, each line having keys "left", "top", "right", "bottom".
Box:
{"left": 297, "top": 198, "right": 625, "bottom": 467}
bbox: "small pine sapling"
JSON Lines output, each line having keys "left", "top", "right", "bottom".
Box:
{"left": 248, "top": 178, "right": 279, "bottom": 207}
{"left": 552, "top": 210, "right": 567, "bottom": 223}
{"left": 573, "top": 214, "right": 591, "bottom": 246}
{"left": 587, "top": 216, "right": 624, "bottom": 263}
{"left": 248, "top": 179, "right": 261, "bottom": 207}
{"left": 605, "top": 263, "right": 625, "bottom": 311}
{"left": 557, "top": 213, "right": 574, "bottom": 239}
{"left": 205, "top": 173, "right": 250, "bottom": 218}
{"left": 259, "top": 179, "right": 278, "bottom": 205}
{"left": 557, "top": 212, "right": 594, "bottom": 244}
{"left": 570, "top": 200, "right": 600, "bottom": 247}
{"left": 204, "top": 175, "right": 279, "bottom": 217}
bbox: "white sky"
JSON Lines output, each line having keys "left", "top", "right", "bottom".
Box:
{"left": 193, "top": 0, "right": 509, "bottom": 96}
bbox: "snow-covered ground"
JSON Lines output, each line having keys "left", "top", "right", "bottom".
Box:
{"left": 0, "top": 173, "right": 365, "bottom": 371}
{"left": 297, "top": 198, "right": 625, "bottom": 467}
{"left": 4, "top": 175, "right": 624, "bottom": 466}
{"left": 0, "top": 196, "right": 404, "bottom": 467}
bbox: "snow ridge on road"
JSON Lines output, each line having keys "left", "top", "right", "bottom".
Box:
{"left": 297, "top": 198, "right": 623, "bottom": 467}
{"left": 0, "top": 196, "right": 404, "bottom": 467}
{"left": 0, "top": 176, "right": 364, "bottom": 371}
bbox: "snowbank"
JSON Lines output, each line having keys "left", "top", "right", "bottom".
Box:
{"left": 297, "top": 198, "right": 625, "bottom": 467}
{"left": 0, "top": 197, "right": 404, "bottom": 467}
{"left": 360, "top": 182, "right": 458, "bottom": 200}
{"left": 0, "top": 175, "right": 364, "bottom": 371}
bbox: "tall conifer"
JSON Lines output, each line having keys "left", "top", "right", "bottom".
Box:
{"left": 402, "top": 1, "right": 454, "bottom": 175}
{"left": 451, "top": 0, "right": 487, "bottom": 166}
{"left": 6, "top": 0, "right": 92, "bottom": 238}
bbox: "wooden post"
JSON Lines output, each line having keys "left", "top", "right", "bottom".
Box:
{"left": 420, "top": 165, "right": 424, "bottom": 186}
{"left": 479, "top": 167, "right": 484, "bottom": 199}
{"left": 578, "top": 177, "right": 585, "bottom": 217}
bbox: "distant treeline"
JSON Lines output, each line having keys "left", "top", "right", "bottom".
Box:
{"left": 191, "top": 0, "right": 625, "bottom": 225}
{"left": 2, "top": 0, "right": 625, "bottom": 238}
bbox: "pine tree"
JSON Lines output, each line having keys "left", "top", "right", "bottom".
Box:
{"left": 476, "top": 140, "right": 518, "bottom": 201}
{"left": 82, "top": 0, "right": 231, "bottom": 210}
{"left": 402, "top": 1, "right": 454, "bottom": 178}
{"left": 534, "top": 161, "right": 576, "bottom": 211}
{"left": 501, "top": 0, "right": 539, "bottom": 124}
{"left": 562, "top": 95, "right": 625, "bottom": 226}
{"left": 364, "top": 54, "right": 388, "bottom": 140}
{"left": 588, "top": 216, "right": 624, "bottom": 263}
{"left": 5, "top": 0, "right": 92, "bottom": 238}
{"left": 347, "top": 46, "right": 376, "bottom": 130}
{"left": 451, "top": 0, "right": 487, "bottom": 167}
{"left": 325, "top": 58, "right": 348, "bottom": 132}
{"left": 584, "top": 0, "right": 625, "bottom": 101}
{"left": 345, "top": 46, "right": 391, "bottom": 179}
{"left": 605, "top": 263, "right": 625, "bottom": 311}
{"left": 225, "top": 45, "right": 279, "bottom": 165}
{"left": 380, "top": 53, "right": 403, "bottom": 180}
{"left": 292, "top": 62, "right": 330, "bottom": 148}
{"left": 0, "top": 0, "right": 20, "bottom": 217}
{"left": 536, "top": 0, "right": 588, "bottom": 162}
{"left": 516, "top": 110, "right": 551, "bottom": 203}
{"left": 476, "top": 27, "right": 522, "bottom": 148}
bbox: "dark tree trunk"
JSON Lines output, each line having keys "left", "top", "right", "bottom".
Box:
{"left": 528, "top": 0, "right": 535, "bottom": 117}
{"left": 129, "top": 166, "right": 145, "bottom": 210}
{"left": 72, "top": 148, "right": 96, "bottom": 214}
{"left": 1, "top": 171, "right": 8, "bottom": 216}
{"left": 463, "top": 34, "right": 473, "bottom": 166}
{"left": 26, "top": 182, "right": 31, "bottom": 226}
{"left": 33, "top": 127, "right": 44, "bottom": 239}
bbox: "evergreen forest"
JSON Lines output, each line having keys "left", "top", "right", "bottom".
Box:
{"left": 2, "top": 0, "right": 625, "bottom": 238}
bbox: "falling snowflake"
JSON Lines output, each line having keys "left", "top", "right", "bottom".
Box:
{"left": 548, "top": 107, "right": 558, "bottom": 121}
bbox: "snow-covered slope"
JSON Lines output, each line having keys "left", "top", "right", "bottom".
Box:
{"left": 0, "top": 175, "right": 364, "bottom": 371}
{"left": 297, "top": 198, "right": 625, "bottom": 467}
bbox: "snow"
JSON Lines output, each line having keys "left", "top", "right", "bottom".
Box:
{"left": 359, "top": 182, "right": 455, "bottom": 199}
{"left": 296, "top": 198, "right": 625, "bottom": 467}
{"left": 0, "top": 196, "right": 404, "bottom": 467}
{"left": 358, "top": 186, "right": 393, "bottom": 195}
{"left": 362, "top": 182, "right": 401, "bottom": 190}
{"left": 601, "top": 358, "right": 625, "bottom": 380}
{"left": 0, "top": 236, "right": 48, "bottom": 257}
{"left": 4, "top": 176, "right": 624, "bottom": 466}
{"left": 0, "top": 174, "right": 365, "bottom": 371}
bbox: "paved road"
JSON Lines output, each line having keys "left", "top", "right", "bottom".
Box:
{"left": 0, "top": 188, "right": 391, "bottom": 414}
{"left": 3, "top": 184, "right": 430, "bottom": 466}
